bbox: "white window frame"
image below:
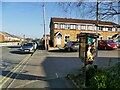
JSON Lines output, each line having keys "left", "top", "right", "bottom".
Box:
{"left": 61, "top": 23, "right": 65, "bottom": 29}
{"left": 81, "top": 25, "right": 86, "bottom": 30}
{"left": 108, "top": 27, "right": 112, "bottom": 31}
{"left": 78, "top": 25, "right": 81, "bottom": 30}
{"left": 58, "top": 23, "right": 61, "bottom": 29}
{"left": 70, "top": 24, "right": 76, "bottom": 29}
{"left": 98, "top": 36, "right": 103, "bottom": 40}
{"left": 54, "top": 23, "right": 58, "bottom": 28}
{"left": 64, "top": 34, "right": 70, "bottom": 42}
{"left": 87, "top": 25, "right": 93, "bottom": 30}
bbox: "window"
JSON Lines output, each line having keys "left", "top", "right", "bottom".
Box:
{"left": 61, "top": 23, "right": 65, "bottom": 29}
{"left": 65, "top": 24, "right": 70, "bottom": 29}
{"left": 58, "top": 23, "right": 61, "bottom": 29}
{"left": 118, "top": 28, "right": 120, "bottom": 32}
{"left": 78, "top": 25, "right": 81, "bottom": 30}
{"left": 87, "top": 25, "right": 93, "bottom": 30}
{"left": 107, "top": 36, "right": 112, "bottom": 40}
{"left": 81, "top": 25, "right": 86, "bottom": 30}
{"left": 73, "top": 25, "right": 76, "bottom": 29}
{"left": 108, "top": 27, "right": 112, "bottom": 31}
{"left": 115, "top": 27, "right": 118, "bottom": 31}
{"left": 99, "top": 36, "right": 103, "bottom": 40}
{"left": 65, "top": 35, "right": 70, "bottom": 42}
{"left": 99, "top": 26, "right": 104, "bottom": 31}
{"left": 54, "top": 23, "right": 58, "bottom": 28}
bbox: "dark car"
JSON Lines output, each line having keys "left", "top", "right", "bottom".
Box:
{"left": 64, "top": 41, "right": 79, "bottom": 51}
{"left": 98, "top": 40, "right": 118, "bottom": 50}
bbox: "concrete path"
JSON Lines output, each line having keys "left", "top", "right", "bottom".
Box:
{"left": 7, "top": 49, "right": 75, "bottom": 88}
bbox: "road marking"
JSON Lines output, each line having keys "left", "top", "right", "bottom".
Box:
{"left": 7, "top": 54, "right": 31, "bottom": 89}
{"left": 0, "top": 54, "right": 31, "bottom": 88}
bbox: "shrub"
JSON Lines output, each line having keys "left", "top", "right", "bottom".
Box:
{"left": 89, "top": 73, "right": 108, "bottom": 89}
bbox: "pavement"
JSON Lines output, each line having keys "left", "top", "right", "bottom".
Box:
{"left": 7, "top": 48, "right": 74, "bottom": 89}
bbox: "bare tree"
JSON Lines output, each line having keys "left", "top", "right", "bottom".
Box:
{"left": 58, "top": 1, "right": 120, "bottom": 21}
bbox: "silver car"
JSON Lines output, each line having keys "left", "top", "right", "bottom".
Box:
{"left": 64, "top": 41, "right": 79, "bottom": 51}
{"left": 19, "top": 42, "right": 35, "bottom": 53}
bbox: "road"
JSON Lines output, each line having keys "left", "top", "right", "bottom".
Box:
{"left": 0, "top": 46, "right": 32, "bottom": 88}
{"left": 1, "top": 46, "right": 30, "bottom": 71}
{"left": 1, "top": 46, "right": 120, "bottom": 89}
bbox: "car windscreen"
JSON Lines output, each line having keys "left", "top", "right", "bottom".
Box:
{"left": 23, "top": 43, "right": 33, "bottom": 46}
{"left": 104, "top": 40, "right": 115, "bottom": 43}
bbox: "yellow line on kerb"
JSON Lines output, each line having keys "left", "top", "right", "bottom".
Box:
{"left": 0, "top": 54, "right": 31, "bottom": 87}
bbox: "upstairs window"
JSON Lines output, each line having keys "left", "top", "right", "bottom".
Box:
{"left": 78, "top": 25, "right": 81, "bottom": 30}
{"left": 54, "top": 23, "right": 58, "bottom": 28}
{"left": 61, "top": 24, "right": 65, "bottom": 29}
{"left": 87, "top": 25, "right": 93, "bottom": 30}
{"left": 99, "top": 26, "right": 104, "bottom": 31}
{"left": 81, "top": 25, "right": 86, "bottom": 30}
{"left": 58, "top": 23, "right": 61, "bottom": 29}
{"left": 108, "top": 27, "right": 112, "bottom": 31}
{"left": 65, "top": 24, "right": 70, "bottom": 29}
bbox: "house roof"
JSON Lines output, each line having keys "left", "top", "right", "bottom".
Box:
{"left": 54, "top": 31, "right": 62, "bottom": 36}
{"left": 51, "top": 17, "right": 119, "bottom": 26}
{"left": 0, "top": 31, "right": 21, "bottom": 38}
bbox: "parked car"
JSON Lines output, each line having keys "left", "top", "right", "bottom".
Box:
{"left": 64, "top": 41, "right": 79, "bottom": 51}
{"left": 98, "top": 40, "right": 118, "bottom": 50}
{"left": 33, "top": 42, "right": 38, "bottom": 50}
{"left": 19, "top": 42, "right": 35, "bottom": 53}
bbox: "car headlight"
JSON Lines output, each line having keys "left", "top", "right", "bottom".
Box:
{"left": 30, "top": 47, "right": 33, "bottom": 50}
{"left": 20, "top": 47, "right": 23, "bottom": 50}
{"left": 107, "top": 44, "right": 111, "bottom": 47}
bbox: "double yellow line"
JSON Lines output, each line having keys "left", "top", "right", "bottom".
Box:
{"left": 0, "top": 54, "right": 31, "bottom": 87}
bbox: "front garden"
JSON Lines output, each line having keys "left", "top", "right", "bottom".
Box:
{"left": 66, "top": 62, "right": 120, "bottom": 89}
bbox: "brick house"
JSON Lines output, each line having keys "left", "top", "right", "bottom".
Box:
{"left": 0, "top": 31, "right": 21, "bottom": 42}
{"left": 50, "top": 18, "right": 119, "bottom": 47}
{"left": 0, "top": 32, "right": 5, "bottom": 42}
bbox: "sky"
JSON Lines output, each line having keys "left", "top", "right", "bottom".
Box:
{"left": 2, "top": 1, "right": 119, "bottom": 39}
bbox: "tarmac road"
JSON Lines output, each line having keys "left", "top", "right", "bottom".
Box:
{"left": 1, "top": 47, "right": 120, "bottom": 89}
{"left": 0, "top": 46, "right": 32, "bottom": 88}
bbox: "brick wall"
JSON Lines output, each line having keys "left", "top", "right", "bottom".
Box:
{"left": 0, "top": 34, "right": 5, "bottom": 42}
{"left": 53, "top": 29, "right": 118, "bottom": 47}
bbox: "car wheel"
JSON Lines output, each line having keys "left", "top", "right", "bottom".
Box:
{"left": 104, "top": 47, "right": 106, "bottom": 50}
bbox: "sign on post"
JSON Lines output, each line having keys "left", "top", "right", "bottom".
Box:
{"left": 78, "top": 32, "right": 99, "bottom": 65}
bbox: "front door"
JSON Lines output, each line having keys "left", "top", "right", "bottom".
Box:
{"left": 56, "top": 35, "right": 61, "bottom": 45}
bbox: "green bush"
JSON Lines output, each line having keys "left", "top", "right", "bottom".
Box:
{"left": 106, "top": 62, "right": 120, "bottom": 88}
{"left": 67, "top": 62, "right": 120, "bottom": 89}
{"left": 89, "top": 62, "right": 120, "bottom": 89}
{"left": 89, "top": 73, "right": 108, "bottom": 89}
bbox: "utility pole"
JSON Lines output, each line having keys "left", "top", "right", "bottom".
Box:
{"left": 95, "top": 0, "right": 99, "bottom": 62}
{"left": 43, "top": 3, "right": 47, "bottom": 50}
